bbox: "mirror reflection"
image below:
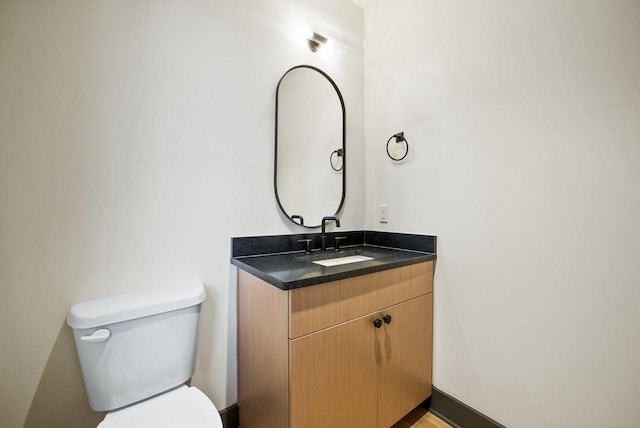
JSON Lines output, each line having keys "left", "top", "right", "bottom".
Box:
{"left": 275, "top": 65, "right": 345, "bottom": 228}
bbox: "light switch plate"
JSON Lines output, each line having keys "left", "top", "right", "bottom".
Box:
{"left": 379, "top": 205, "right": 389, "bottom": 223}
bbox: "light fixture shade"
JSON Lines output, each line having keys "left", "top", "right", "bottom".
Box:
{"left": 308, "top": 39, "right": 321, "bottom": 52}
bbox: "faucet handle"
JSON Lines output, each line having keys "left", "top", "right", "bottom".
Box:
{"left": 297, "top": 239, "right": 313, "bottom": 255}
{"left": 334, "top": 236, "right": 347, "bottom": 251}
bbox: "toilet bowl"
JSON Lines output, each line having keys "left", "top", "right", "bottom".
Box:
{"left": 67, "top": 281, "right": 222, "bottom": 428}
{"left": 98, "top": 386, "right": 222, "bottom": 428}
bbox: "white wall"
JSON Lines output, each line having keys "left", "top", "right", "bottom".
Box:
{"left": 0, "top": 1, "right": 363, "bottom": 426}
{"left": 363, "top": 1, "right": 640, "bottom": 427}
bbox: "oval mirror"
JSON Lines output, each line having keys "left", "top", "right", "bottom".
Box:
{"left": 275, "top": 65, "right": 345, "bottom": 228}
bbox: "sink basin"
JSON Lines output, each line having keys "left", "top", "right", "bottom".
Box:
{"left": 313, "top": 255, "right": 374, "bottom": 267}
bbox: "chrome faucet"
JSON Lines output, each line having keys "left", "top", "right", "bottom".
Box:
{"left": 320, "top": 216, "right": 341, "bottom": 252}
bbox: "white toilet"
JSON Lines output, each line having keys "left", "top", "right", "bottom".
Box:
{"left": 67, "top": 281, "right": 223, "bottom": 428}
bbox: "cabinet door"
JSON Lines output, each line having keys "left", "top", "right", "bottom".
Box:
{"left": 290, "top": 314, "right": 379, "bottom": 428}
{"left": 377, "top": 294, "right": 433, "bottom": 428}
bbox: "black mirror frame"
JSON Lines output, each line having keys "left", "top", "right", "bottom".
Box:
{"left": 274, "top": 65, "right": 346, "bottom": 229}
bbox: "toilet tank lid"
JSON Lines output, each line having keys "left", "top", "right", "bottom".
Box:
{"left": 67, "top": 281, "right": 206, "bottom": 329}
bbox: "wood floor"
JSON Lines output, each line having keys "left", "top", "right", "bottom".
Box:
{"left": 392, "top": 407, "right": 452, "bottom": 428}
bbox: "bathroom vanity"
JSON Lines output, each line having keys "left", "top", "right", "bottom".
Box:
{"left": 232, "top": 232, "right": 436, "bottom": 428}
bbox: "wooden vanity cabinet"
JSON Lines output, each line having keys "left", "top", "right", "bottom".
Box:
{"left": 238, "top": 261, "right": 433, "bottom": 428}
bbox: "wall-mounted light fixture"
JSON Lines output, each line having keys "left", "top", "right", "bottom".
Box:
{"left": 307, "top": 32, "right": 328, "bottom": 52}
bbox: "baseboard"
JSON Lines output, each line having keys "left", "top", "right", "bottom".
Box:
{"left": 222, "top": 389, "right": 504, "bottom": 428}
{"left": 220, "top": 404, "right": 239, "bottom": 428}
{"left": 429, "top": 387, "right": 506, "bottom": 428}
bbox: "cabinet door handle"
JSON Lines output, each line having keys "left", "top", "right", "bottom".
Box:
{"left": 383, "top": 314, "right": 392, "bottom": 325}
{"left": 373, "top": 318, "right": 383, "bottom": 328}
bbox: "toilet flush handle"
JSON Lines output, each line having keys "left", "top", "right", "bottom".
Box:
{"left": 80, "top": 328, "right": 111, "bottom": 343}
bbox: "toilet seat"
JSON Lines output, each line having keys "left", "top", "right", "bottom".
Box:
{"left": 98, "top": 386, "right": 223, "bottom": 428}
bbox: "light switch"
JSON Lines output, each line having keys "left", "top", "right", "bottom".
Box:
{"left": 379, "top": 205, "right": 389, "bottom": 223}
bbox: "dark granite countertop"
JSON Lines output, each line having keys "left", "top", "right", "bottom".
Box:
{"left": 231, "top": 243, "right": 436, "bottom": 290}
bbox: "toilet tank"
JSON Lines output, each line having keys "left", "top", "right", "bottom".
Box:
{"left": 67, "top": 281, "right": 206, "bottom": 411}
